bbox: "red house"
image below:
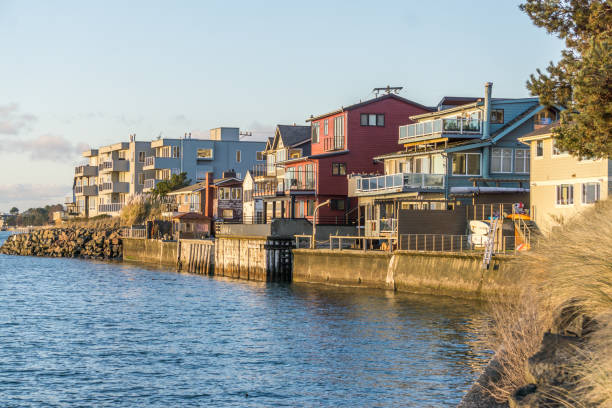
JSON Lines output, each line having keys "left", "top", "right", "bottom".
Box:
{"left": 275, "top": 93, "right": 432, "bottom": 224}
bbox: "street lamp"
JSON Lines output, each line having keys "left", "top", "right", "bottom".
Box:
{"left": 311, "top": 199, "right": 330, "bottom": 249}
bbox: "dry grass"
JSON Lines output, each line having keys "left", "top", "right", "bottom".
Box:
{"left": 64, "top": 215, "right": 120, "bottom": 229}
{"left": 486, "top": 199, "right": 612, "bottom": 406}
{"left": 119, "top": 195, "right": 161, "bottom": 227}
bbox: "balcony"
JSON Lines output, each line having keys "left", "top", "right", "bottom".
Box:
{"left": 355, "top": 172, "right": 445, "bottom": 195}
{"left": 399, "top": 118, "right": 482, "bottom": 143}
{"left": 74, "top": 185, "right": 98, "bottom": 196}
{"left": 75, "top": 165, "right": 98, "bottom": 177}
{"left": 143, "top": 156, "right": 177, "bottom": 170}
{"left": 252, "top": 163, "right": 277, "bottom": 179}
{"left": 143, "top": 179, "right": 160, "bottom": 192}
{"left": 98, "top": 182, "right": 130, "bottom": 194}
{"left": 98, "top": 203, "right": 123, "bottom": 213}
{"left": 323, "top": 137, "right": 344, "bottom": 152}
{"left": 254, "top": 172, "right": 316, "bottom": 197}
{"left": 178, "top": 203, "right": 201, "bottom": 213}
{"left": 98, "top": 159, "right": 129, "bottom": 173}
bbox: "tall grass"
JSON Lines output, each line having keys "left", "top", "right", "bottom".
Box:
{"left": 486, "top": 199, "right": 612, "bottom": 406}
{"left": 119, "top": 195, "right": 161, "bottom": 226}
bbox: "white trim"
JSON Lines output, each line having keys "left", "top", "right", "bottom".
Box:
{"left": 531, "top": 176, "right": 607, "bottom": 186}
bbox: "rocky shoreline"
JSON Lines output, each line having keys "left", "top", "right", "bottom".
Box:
{"left": 0, "top": 227, "right": 122, "bottom": 260}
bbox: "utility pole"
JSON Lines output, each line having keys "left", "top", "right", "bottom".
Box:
{"left": 311, "top": 199, "right": 330, "bottom": 249}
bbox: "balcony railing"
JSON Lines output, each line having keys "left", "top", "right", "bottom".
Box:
{"left": 75, "top": 165, "right": 98, "bottom": 177}
{"left": 323, "top": 137, "right": 344, "bottom": 152}
{"left": 98, "top": 159, "right": 129, "bottom": 172}
{"left": 75, "top": 185, "right": 98, "bottom": 196}
{"left": 144, "top": 156, "right": 155, "bottom": 167}
{"left": 252, "top": 163, "right": 277, "bottom": 178}
{"left": 98, "top": 182, "right": 130, "bottom": 193}
{"left": 98, "top": 203, "right": 123, "bottom": 213}
{"left": 178, "top": 203, "right": 201, "bottom": 213}
{"left": 399, "top": 118, "right": 482, "bottom": 142}
{"left": 254, "top": 174, "right": 316, "bottom": 197}
{"left": 144, "top": 179, "right": 159, "bottom": 191}
{"left": 356, "top": 172, "right": 445, "bottom": 193}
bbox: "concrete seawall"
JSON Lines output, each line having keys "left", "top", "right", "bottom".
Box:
{"left": 123, "top": 238, "right": 178, "bottom": 268}
{"left": 293, "top": 249, "right": 519, "bottom": 299}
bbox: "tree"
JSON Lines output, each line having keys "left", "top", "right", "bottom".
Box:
{"left": 520, "top": 0, "right": 612, "bottom": 158}
{"left": 9, "top": 207, "right": 18, "bottom": 216}
{"left": 151, "top": 172, "right": 191, "bottom": 198}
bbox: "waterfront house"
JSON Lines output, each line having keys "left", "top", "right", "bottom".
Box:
{"left": 212, "top": 171, "right": 244, "bottom": 224}
{"left": 518, "top": 123, "right": 611, "bottom": 235}
{"left": 242, "top": 170, "right": 264, "bottom": 223}
{"left": 143, "top": 127, "right": 265, "bottom": 193}
{"left": 266, "top": 94, "right": 432, "bottom": 225}
{"left": 251, "top": 124, "right": 312, "bottom": 221}
{"left": 350, "top": 82, "right": 562, "bottom": 237}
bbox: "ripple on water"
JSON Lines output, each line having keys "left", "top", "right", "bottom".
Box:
{"left": 0, "top": 232, "right": 491, "bottom": 407}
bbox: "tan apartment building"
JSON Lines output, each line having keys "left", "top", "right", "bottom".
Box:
{"left": 519, "top": 124, "right": 611, "bottom": 235}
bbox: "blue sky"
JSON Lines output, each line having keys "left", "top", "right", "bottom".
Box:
{"left": 0, "top": 0, "right": 564, "bottom": 212}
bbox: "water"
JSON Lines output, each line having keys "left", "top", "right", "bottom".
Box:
{"left": 0, "top": 231, "right": 491, "bottom": 407}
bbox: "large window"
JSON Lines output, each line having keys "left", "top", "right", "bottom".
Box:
{"left": 219, "top": 187, "right": 231, "bottom": 200}
{"left": 235, "top": 150, "right": 241, "bottom": 163}
{"left": 491, "top": 148, "right": 513, "bottom": 173}
{"left": 332, "top": 162, "right": 346, "bottom": 176}
{"left": 333, "top": 116, "right": 344, "bottom": 149}
{"left": 452, "top": 153, "right": 481, "bottom": 176}
{"left": 172, "top": 146, "right": 180, "bottom": 158}
{"left": 330, "top": 199, "right": 345, "bottom": 211}
{"left": 360, "top": 113, "right": 385, "bottom": 127}
{"left": 323, "top": 119, "right": 328, "bottom": 136}
{"left": 222, "top": 209, "right": 234, "bottom": 218}
{"left": 138, "top": 173, "right": 145, "bottom": 185}
{"left": 307, "top": 199, "right": 314, "bottom": 216}
{"left": 413, "top": 156, "right": 430, "bottom": 174}
{"left": 515, "top": 149, "right": 530, "bottom": 173}
{"left": 311, "top": 122, "right": 320, "bottom": 143}
{"left": 582, "top": 183, "right": 600, "bottom": 204}
{"left": 231, "top": 187, "right": 242, "bottom": 200}
{"left": 197, "top": 148, "right": 213, "bottom": 159}
{"left": 138, "top": 151, "right": 145, "bottom": 162}
{"left": 556, "top": 184, "right": 574, "bottom": 205}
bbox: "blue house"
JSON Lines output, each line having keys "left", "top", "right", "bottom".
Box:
{"left": 349, "top": 82, "right": 562, "bottom": 237}
{"left": 143, "top": 127, "right": 266, "bottom": 192}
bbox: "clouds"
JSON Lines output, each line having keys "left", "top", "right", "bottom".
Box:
{"left": 0, "top": 183, "right": 70, "bottom": 211}
{"left": 1, "top": 134, "right": 90, "bottom": 162}
{"left": 0, "top": 103, "right": 37, "bottom": 135}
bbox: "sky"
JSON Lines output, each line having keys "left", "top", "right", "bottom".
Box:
{"left": 0, "top": 0, "right": 565, "bottom": 212}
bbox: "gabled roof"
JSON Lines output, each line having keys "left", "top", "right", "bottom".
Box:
{"left": 213, "top": 177, "right": 242, "bottom": 186}
{"left": 306, "top": 93, "right": 433, "bottom": 122}
{"left": 172, "top": 212, "right": 210, "bottom": 221}
{"left": 167, "top": 181, "right": 207, "bottom": 195}
{"left": 490, "top": 104, "right": 544, "bottom": 141}
{"left": 437, "top": 96, "right": 481, "bottom": 109}
{"left": 276, "top": 124, "right": 311, "bottom": 147}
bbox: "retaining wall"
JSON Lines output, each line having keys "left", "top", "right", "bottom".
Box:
{"left": 292, "top": 249, "right": 519, "bottom": 299}
{"left": 123, "top": 238, "right": 178, "bottom": 267}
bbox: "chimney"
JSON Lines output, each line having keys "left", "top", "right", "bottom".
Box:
{"left": 482, "top": 82, "right": 493, "bottom": 140}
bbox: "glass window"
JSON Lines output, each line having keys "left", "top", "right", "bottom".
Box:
{"left": 307, "top": 200, "right": 314, "bottom": 216}
{"left": 490, "top": 109, "right": 504, "bottom": 124}
{"left": 536, "top": 140, "right": 543, "bottom": 157}
{"left": 197, "top": 148, "right": 213, "bottom": 159}
{"left": 377, "top": 114, "right": 385, "bottom": 127}
{"left": 360, "top": 113, "right": 385, "bottom": 126}
{"left": 222, "top": 209, "right": 233, "bottom": 218}
{"left": 235, "top": 150, "right": 241, "bottom": 163}
{"left": 491, "top": 148, "right": 513, "bottom": 173}
{"left": 138, "top": 151, "right": 145, "bottom": 162}
{"left": 330, "top": 199, "right": 345, "bottom": 211}
{"left": 332, "top": 163, "right": 346, "bottom": 176}
{"left": 452, "top": 153, "right": 481, "bottom": 175}
{"left": 172, "top": 146, "right": 180, "bottom": 158}
{"left": 311, "top": 122, "right": 320, "bottom": 143}
{"left": 368, "top": 114, "right": 377, "bottom": 126}
{"left": 515, "top": 149, "right": 530, "bottom": 173}
{"left": 138, "top": 173, "right": 145, "bottom": 185}
{"left": 324, "top": 119, "right": 328, "bottom": 135}
{"left": 431, "top": 154, "right": 445, "bottom": 174}
{"left": 582, "top": 183, "right": 600, "bottom": 204}
{"left": 556, "top": 184, "right": 574, "bottom": 205}
{"left": 360, "top": 114, "right": 368, "bottom": 126}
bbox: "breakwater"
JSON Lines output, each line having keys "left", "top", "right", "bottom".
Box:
{"left": 293, "top": 249, "right": 519, "bottom": 299}
{"left": 0, "top": 227, "right": 122, "bottom": 260}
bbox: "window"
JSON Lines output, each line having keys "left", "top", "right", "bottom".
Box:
{"left": 197, "top": 148, "right": 213, "bottom": 159}
{"left": 307, "top": 200, "right": 314, "bottom": 216}
{"left": 330, "top": 199, "right": 345, "bottom": 211}
{"left": 138, "top": 151, "right": 145, "bottom": 162}
{"left": 360, "top": 113, "right": 385, "bottom": 127}
{"left": 312, "top": 122, "right": 320, "bottom": 143}
{"left": 305, "top": 164, "right": 314, "bottom": 188}
{"left": 231, "top": 188, "right": 242, "bottom": 200}
{"left": 219, "top": 187, "right": 231, "bottom": 200}
{"left": 490, "top": 109, "right": 504, "bottom": 124}
{"left": 236, "top": 150, "right": 241, "bottom": 163}
{"left": 515, "top": 149, "right": 530, "bottom": 173}
{"left": 452, "top": 153, "right": 481, "bottom": 176}
{"left": 118, "top": 151, "right": 127, "bottom": 159}
{"left": 491, "top": 148, "right": 513, "bottom": 173}
{"left": 222, "top": 209, "right": 234, "bottom": 218}
{"left": 582, "top": 183, "right": 600, "bottom": 204}
{"left": 297, "top": 201, "right": 304, "bottom": 218}
{"left": 89, "top": 198, "right": 95, "bottom": 210}
{"left": 333, "top": 116, "right": 344, "bottom": 149}
{"left": 556, "top": 184, "right": 573, "bottom": 205}
{"left": 172, "top": 146, "right": 180, "bottom": 158}
{"left": 536, "top": 140, "right": 544, "bottom": 157}
{"left": 138, "top": 173, "right": 145, "bottom": 185}
{"left": 332, "top": 162, "right": 346, "bottom": 176}
{"left": 535, "top": 109, "right": 555, "bottom": 126}
{"left": 324, "top": 119, "right": 328, "bottom": 136}
{"left": 413, "top": 156, "right": 430, "bottom": 174}
{"left": 256, "top": 151, "right": 265, "bottom": 161}
{"left": 552, "top": 139, "right": 567, "bottom": 156}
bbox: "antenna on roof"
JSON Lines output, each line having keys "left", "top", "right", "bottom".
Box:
{"left": 373, "top": 85, "right": 403, "bottom": 97}
{"left": 239, "top": 131, "right": 252, "bottom": 139}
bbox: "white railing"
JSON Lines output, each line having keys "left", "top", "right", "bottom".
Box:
{"left": 144, "top": 156, "right": 155, "bottom": 167}
{"left": 98, "top": 203, "right": 123, "bottom": 213}
{"left": 144, "top": 179, "right": 158, "bottom": 190}
{"left": 399, "top": 118, "right": 481, "bottom": 141}
{"left": 356, "top": 172, "right": 445, "bottom": 193}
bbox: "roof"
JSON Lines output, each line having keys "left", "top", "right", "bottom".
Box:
{"left": 276, "top": 125, "right": 311, "bottom": 147}
{"left": 490, "top": 104, "right": 543, "bottom": 139}
{"left": 172, "top": 212, "right": 211, "bottom": 221}
{"left": 213, "top": 177, "right": 242, "bottom": 186}
{"left": 306, "top": 93, "right": 433, "bottom": 122}
{"left": 167, "top": 181, "right": 207, "bottom": 195}
{"left": 518, "top": 122, "right": 560, "bottom": 142}
{"left": 437, "top": 96, "right": 481, "bottom": 108}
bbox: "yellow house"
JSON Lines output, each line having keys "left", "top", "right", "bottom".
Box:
{"left": 519, "top": 123, "right": 611, "bottom": 235}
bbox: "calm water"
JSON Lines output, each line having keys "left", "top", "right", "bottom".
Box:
{"left": 0, "top": 231, "right": 490, "bottom": 407}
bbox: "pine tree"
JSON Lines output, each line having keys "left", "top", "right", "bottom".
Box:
{"left": 520, "top": 0, "right": 611, "bottom": 158}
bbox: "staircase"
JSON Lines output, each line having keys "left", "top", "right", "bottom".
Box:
{"left": 482, "top": 218, "right": 498, "bottom": 269}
